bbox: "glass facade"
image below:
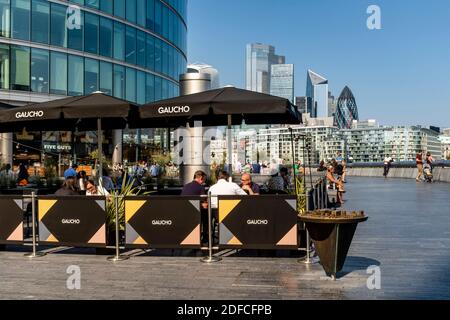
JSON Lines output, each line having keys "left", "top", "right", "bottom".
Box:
{"left": 0, "top": 0, "right": 186, "bottom": 103}
{"left": 269, "top": 64, "right": 294, "bottom": 103}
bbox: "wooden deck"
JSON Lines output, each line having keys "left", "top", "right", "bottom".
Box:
{"left": 1, "top": 177, "right": 450, "bottom": 300}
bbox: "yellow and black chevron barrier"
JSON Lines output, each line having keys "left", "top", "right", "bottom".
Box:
{"left": 218, "top": 195, "right": 298, "bottom": 249}
{"left": 125, "top": 196, "right": 202, "bottom": 249}
{"left": 38, "top": 196, "right": 106, "bottom": 247}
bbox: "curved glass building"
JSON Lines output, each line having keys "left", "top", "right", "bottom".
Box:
{"left": 334, "top": 86, "right": 359, "bottom": 129}
{"left": 0, "top": 0, "right": 187, "bottom": 104}
{"left": 0, "top": 0, "right": 187, "bottom": 167}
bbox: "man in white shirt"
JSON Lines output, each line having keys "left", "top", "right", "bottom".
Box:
{"left": 209, "top": 171, "right": 247, "bottom": 207}
{"left": 208, "top": 171, "right": 247, "bottom": 244}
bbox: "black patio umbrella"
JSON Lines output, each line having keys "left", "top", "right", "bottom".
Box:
{"left": 135, "top": 87, "right": 301, "bottom": 128}
{"left": 136, "top": 87, "right": 302, "bottom": 174}
{"left": 0, "top": 92, "right": 139, "bottom": 177}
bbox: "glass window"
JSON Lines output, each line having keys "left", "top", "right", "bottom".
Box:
{"left": 99, "top": 61, "right": 112, "bottom": 95}
{"left": 10, "top": 45, "right": 29, "bottom": 91}
{"left": 154, "top": 76, "right": 161, "bottom": 101}
{"left": 154, "top": 0, "right": 161, "bottom": 34}
{"left": 0, "top": 44, "right": 9, "bottom": 89}
{"left": 114, "top": 0, "right": 125, "bottom": 19}
{"left": 136, "top": 71, "right": 145, "bottom": 104}
{"left": 162, "top": 41, "right": 168, "bottom": 76}
{"left": 126, "top": 0, "right": 136, "bottom": 23}
{"left": 154, "top": 37, "right": 161, "bottom": 73}
{"left": 0, "top": 0, "right": 11, "bottom": 38}
{"left": 85, "top": 58, "right": 99, "bottom": 94}
{"left": 167, "top": 45, "right": 173, "bottom": 79}
{"left": 85, "top": 0, "right": 99, "bottom": 9}
{"left": 31, "top": 48, "right": 49, "bottom": 93}
{"left": 113, "top": 21, "right": 125, "bottom": 61}
{"left": 68, "top": 55, "right": 84, "bottom": 96}
{"left": 137, "top": 30, "right": 146, "bottom": 68}
{"left": 31, "top": 0, "right": 49, "bottom": 44}
{"left": 146, "top": 0, "right": 154, "bottom": 30}
{"left": 68, "top": 9, "right": 83, "bottom": 51}
{"left": 146, "top": 34, "right": 154, "bottom": 71}
{"left": 162, "top": 4, "right": 168, "bottom": 39}
{"left": 11, "top": 0, "right": 30, "bottom": 40}
{"left": 113, "top": 64, "right": 125, "bottom": 99}
{"left": 168, "top": 9, "right": 173, "bottom": 43}
{"left": 100, "top": 0, "right": 112, "bottom": 14}
{"left": 50, "top": 3, "right": 67, "bottom": 47}
{"left": 162, "top": 79, "right": 168, "bottom": 99}
{"left": 145, "top": 73, "right": 154, "bottom": 103}
{"left": 125, "top": 25, "right": 136, "bottom": 64}
{"left": 50, "top": 51, "right": 67, "bottom": 95}
{"left": 125, "top": 67, "right": 136, "bottom": 102}
{"left": 85, "top": 13, "right": 99, "bottom": 54}
{"left": 99, "top": 17, "right": 112, "bottom": 57}
{"left": 137, "top": 0, "right": 146, "bottom": 27}
{"left": 70, "top": 0, "right": 84, "bottom": 6}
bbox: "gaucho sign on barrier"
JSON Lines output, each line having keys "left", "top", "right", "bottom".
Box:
{"left": 0, "top": 197, "right": 24, "bottom": 244}
{"left": 38, "top": 196, "right": 106, "bottom": 247}
{"left": 218, "top": 195, "right": 298, "bottom": 249}
{"left": 125, "top": 196, "right": 202, "bottom": 249}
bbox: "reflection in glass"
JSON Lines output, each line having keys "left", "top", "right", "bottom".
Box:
{"left": 31, "top": 48, "right": 49, "bottom": 93}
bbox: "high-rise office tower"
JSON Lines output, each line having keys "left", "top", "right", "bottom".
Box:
{"left": 306, "top": 69, "right": 328, "bottom": 118}
{"left": 270, "top": 64, "right": 294, "bottom": 103}
{"left": 246, "top": 43, "right": 285, "bottom": 94}
{"left": 334, "top": 86, "right": 359, "bottom": 129}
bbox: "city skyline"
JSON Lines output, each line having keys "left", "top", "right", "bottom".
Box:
{"left": 188, "top": 0, "right": 450, "bottom": 128}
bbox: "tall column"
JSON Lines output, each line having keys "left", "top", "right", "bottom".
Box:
{"left": 178, "top": 73, "right": 211, "bottom": 185}
{"left": 112, "top": 129, "right": 123, "bottom": 166}
{"left": 0, "top": 133, "right": 13, "bottom": 166}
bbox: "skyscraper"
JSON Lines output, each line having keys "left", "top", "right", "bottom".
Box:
{"left": 246, "top": 43, "right": 285, "bottom": 94}
{"left": 334, "top": 86, "right": 359, "bottom": 129}
{"left": 270, "top": 64, "right": 294, "bottom": 103}
{"left": 306, "top": 70, "right": 328, "bottom": 118}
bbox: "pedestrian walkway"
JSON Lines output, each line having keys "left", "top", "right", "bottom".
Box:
{"left": 1, "top": 177, "right": 449, "bottom": 299}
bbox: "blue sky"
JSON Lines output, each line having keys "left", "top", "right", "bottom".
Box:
{"left": 187, "top": 0, "right": 450, "bottom": 128}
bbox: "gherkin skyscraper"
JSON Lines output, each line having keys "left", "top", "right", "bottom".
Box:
{"left": 334, "top": 86, "right": 359, "bottom": 129}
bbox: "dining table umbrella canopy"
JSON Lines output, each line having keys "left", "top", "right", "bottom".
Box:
{"left": 135, "top": 87, "right": 302, "bottom": 128}
{"left": 0, "top": 92, "right": 139, "bottom": 133}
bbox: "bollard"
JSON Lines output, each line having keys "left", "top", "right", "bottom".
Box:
{"left": 24, "top": 192, "right": 46, "bottom": 258}
{"left": 201, "top": 191, "right": 221, "bottom": 263}
{"left": 107, "top": 193, "right": 129, "bottom": 262}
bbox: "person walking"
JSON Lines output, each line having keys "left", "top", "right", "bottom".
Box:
{"left": 426, "top": 152, "right": 434, "bottom": 173}
{"left": 416, "top": 151, "right": 423, "bottom": 182}
{"left": 383, "top": 156, "right": 393, "bottom": 178}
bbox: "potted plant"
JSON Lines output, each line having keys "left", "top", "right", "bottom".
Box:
{"left": 105, "top": 173, "right": 153, "bottom": 247}
{"left": 298, "top": 209, "right": 368, "bottom": 280}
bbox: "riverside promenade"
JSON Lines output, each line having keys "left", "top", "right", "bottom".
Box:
{"left": 0, "top": 177, "right": 449, "bottom": 300}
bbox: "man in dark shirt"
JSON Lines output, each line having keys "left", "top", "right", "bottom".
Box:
{"left": 239, "top": 173, "right": 260, "bottom": 195}
{"left": 181, "top": 170, "right": 207, "bottom": 195}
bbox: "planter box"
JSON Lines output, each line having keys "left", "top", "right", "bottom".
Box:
{"left": 299, "top": 211, "right": 368, "bottom": 279}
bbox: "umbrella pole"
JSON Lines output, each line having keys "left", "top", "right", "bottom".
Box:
{"left": 227, "top": 115, "right": 232, "bottom": 175}
{"left": 98, "top": 118, "right": 103, "bottom": 181}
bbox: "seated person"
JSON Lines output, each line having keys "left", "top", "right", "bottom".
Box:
{"left": 239, "top": 173, "right": 260, "bottom": 195}
{"left": 86, "top": 179, "right": 110, "bottom": 196}
{"left": 181, "top": 170, "right": 207, "bottom": 196}
{"left": 267, "top": 169, "right": 285, "bottom": 193}
{"left": 55, "top": 177, "right": 79, "bottom": 196}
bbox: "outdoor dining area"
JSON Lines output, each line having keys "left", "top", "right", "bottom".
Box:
{"left": 0, "top": 88, "right": 367, "bottom": 279}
